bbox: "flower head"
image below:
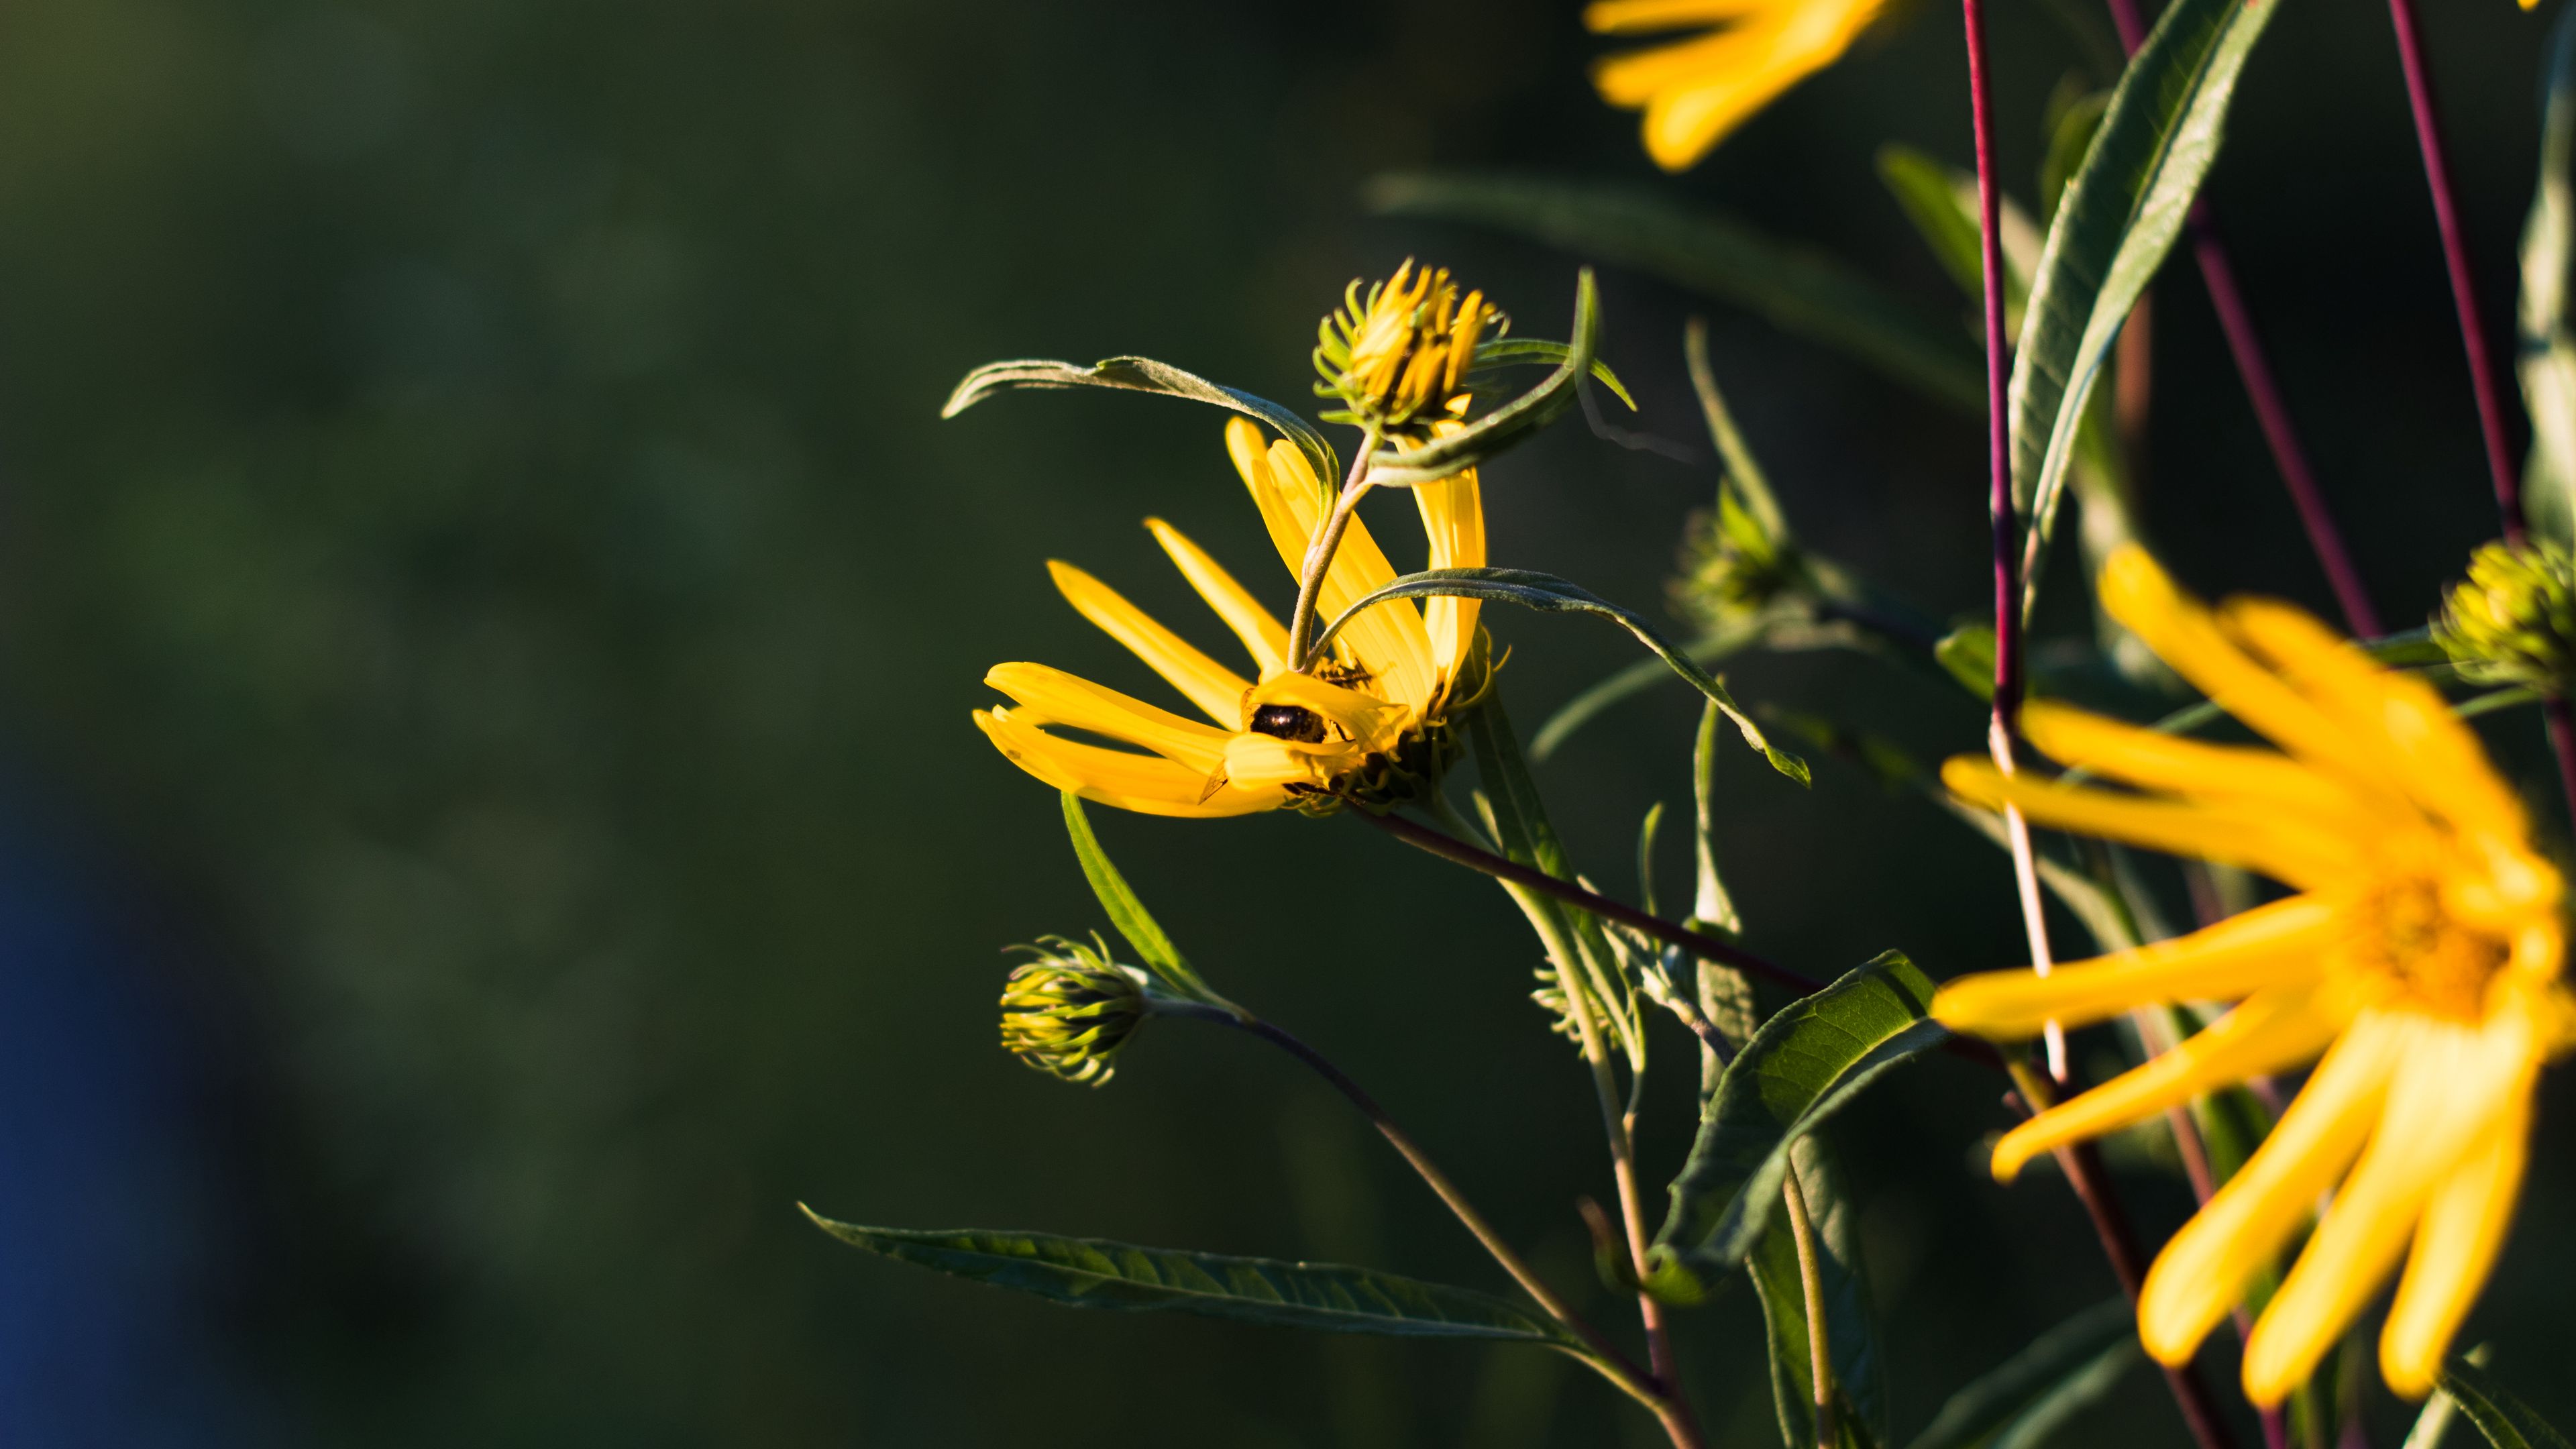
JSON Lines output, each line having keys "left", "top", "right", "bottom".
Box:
{"left": 999, "top": 936, "right": 1152, "bottom": 1085}
{"left": 1313, "top": 260, "right": 1503, "bottom": 438}
{"left": 2434, "top": 538, "right": 2576, "bottom": 696}
{"left": 1933, "top": 546, "right": 2574, "bottom": 1405}
{"left": 1586, "top": 0, "right": 1888, "bottom": 172}
{"left": 975, "top": 418, "right": 1487, "bottom": 816}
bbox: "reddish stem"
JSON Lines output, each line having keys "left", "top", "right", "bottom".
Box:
{"left": 2386, "top": 0, "right": 2524, "bottom": 539}
{"left": 1966, "top": 0, "right": 2020, "bottom": 722}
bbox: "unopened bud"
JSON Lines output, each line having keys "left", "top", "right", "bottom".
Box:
{"left": 1313, "top": 259, "right": 1504, "bottom": 436}
{"left": 2434, "top": 539, "right": 2576, "bottom": 695}
{"left": 998, "top": 937, "right": 1151, "bottom": 1086}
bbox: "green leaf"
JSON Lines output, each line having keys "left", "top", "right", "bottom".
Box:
{"left": 1746, "top": 1138, "right": 1888, "bottom": 1449}
{"left": 2008, "top": 0, "right": 2283, "bottom": 555}
{"left": 1654, "top": 953, "right": 1944, "bottom": 1279}
{"left": 944, "top": 354, "right": 1340, "bottom": 494}
{"left": 2522, "top": 2, "right": 2576, "bottom": 548}
{"left": 1059, "top": 793, "right": 1222, "bottom": 1004}
{"left": 2440, "top": 1359, "right": 2576, "bottom": 1449}
{"left": 1468, "top": 337, "right": 1636, "bottom": 411}
{"left": 1315, "top": 567, "right": 1809, "bottom": 784}
{"left": 1877, "top": 146, "right": 2039, "bottom": 330}
{"left": 1366, "top": 171, "right": 1985, "bottom": 411}
{"left": 1904, "top": 1297, "right": 2139, "bottom": 1449}
{"left": 1366, "top": 270, "right": 1600, "bottom": 487}
{"left": 1530, "top": 623, "right": 1764, "bottom": 762}
{"left": 802, "top": 1213, "right": 1588, "bottom": 1350}
{"left": 1935, "top": 625, "right": 1999, "bottom": 701}
{"left": 2039, "top": 87, "right": 2112, "bottom": 227}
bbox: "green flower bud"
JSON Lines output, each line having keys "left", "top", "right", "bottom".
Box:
{"left": 2434, "top": 539, "right": 2576, "bottom": 694}
{"left": 1312, "top": 260, "right": 1504, "bottom": 439}
{"left": 998, "top": 936, "right": 1152, "bottom": 1086}
{"left": 1669, "top": 497, "right": 1802, "bottom": 633}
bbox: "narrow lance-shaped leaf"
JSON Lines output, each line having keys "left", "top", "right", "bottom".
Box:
{"left": 803, "top": 1214, "right": 1589, "bottom": 1352}
{"left": 2439, "top": 1358, "right": 2576, "bottom": 1449}
{"left": 2521, "top": 1, "right": 2576, "bottom": 548}
{"left": 1366, "top": 171, "right": 1986, "bottom": 411}
{"left": 1313, "top": 567, "right": 1810, "bottom": 785}
{"left": 1746, "top": 1137, "right": 1888, "bottom": 1449}
{"left": 1904, "top": 1297, "right": 2139, "bottom": 1449}
{"left": 1466, "top": 337, "right": 1636, "bottom": 410}
{"left": 1364, "top": 270, "right": 1600, "bottom": 488}
{"left": 945, "top": 354, "right": 1340, "bottom": 494}
{"left": 1653, "top": 953, "right": 1945, "bottom": 1281}
{"left": 2008, "top": 0, "right": 2283, "bottom": 557}
{"left": 1059, "top": 792, "right": 1224, "bottom": 1004}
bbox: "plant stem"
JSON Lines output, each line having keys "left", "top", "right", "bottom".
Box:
{"left": 1287, "top": 425, "right": 1381, "bottom": 670}
{"left": 2008, "top": 1061, "right": 2243, "bottom": 1449}
{"left": 2100, "top": 0, "right": 2381, "bottom": 637}
{"left": 1964, "top": 0, "right": 2071, "bottom": 1084}
{"left": 1171, "top": 1004, "right": 1681, "bottom": 1421}
{"left": 1782, "top": 1160, "right": 1837, "bottom": 1449}
{"left": 2386, "top": 0, "right": 2522, "bottom": 537}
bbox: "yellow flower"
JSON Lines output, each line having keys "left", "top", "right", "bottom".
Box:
{"left": 1313, "top": 260, "right": 1501, "bottom": 436}
{"left": 974, "top": 418, "right": 1485, "bottom": 817}
{"left": 1585, "top": 0, "right": 1888, "bottom": 172}
{"left": 1931, "top": 546, "right": 2574, "bottom": 1405}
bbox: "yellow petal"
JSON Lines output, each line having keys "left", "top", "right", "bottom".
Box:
{"left": 1941, "top": 758, "right": 2359, "bottom": 891}
{"left": 1048, "top": 560, "right": 1249, "bottom": 728}
{"left": 1247, "top": 669, "right": 1412, "bottom": 753}
{"left": 1412, "top": 462, "right": 1484, "bottom": 684}
{"left": 975, "top": 710, "right": 1285, "bottom": 817}
{"left": 2224, "top": 598, "right": 2527, "bottom": 844}
{"left": 2379, "top": 1095, "right": 2531, "bottom": 1399}
{"left": 1585, "top": 0, "right": 1764, "bottom": 34}
{"left": 1935, "top": 893, "right": 2339, "bottom": 1040}
{"left": 2093, "top": 547, "right": 2398, "bottom": 793}
{"left": 2241, "top": 1012, "right": 2534, "bottom": 1404}
{"left": 1986, "top": 985, "right": 2339, "bottom": 1181}
{"left": 2019, "top": 702, "right": 2400, "bottom": 830}
{"left": 2137, "top": 1014, "right": 2405, "bottom": 1368}
{"left": 1221, "top": 730, "right": 1353, "bottom": 790}
{"left": 985, "top": 661, "right": 1231, "bottom": 773}
{"left": 1146, "top": 518, "right": 1289, "bottom": 678}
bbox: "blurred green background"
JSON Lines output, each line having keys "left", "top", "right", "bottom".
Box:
{"left": 1, "top": 0, "right": 2571, "bottom": 1444}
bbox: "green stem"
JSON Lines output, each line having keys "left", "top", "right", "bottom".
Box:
{"left": 1286, "top": 423, "right": 1380, "bottom": 670}
{"left": 1782, "top": 1159, "right": 1837, "bottom": 1449}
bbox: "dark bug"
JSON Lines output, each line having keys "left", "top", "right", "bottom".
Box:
{"left": 1248, "top": 703, "right": 1327, "bottom": 743}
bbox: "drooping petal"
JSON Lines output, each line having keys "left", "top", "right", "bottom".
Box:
{"left": 1146, "top": 517, "right": 1290, "bottom": 678}
{"left": 1584, "top": 0, "right": 1766, "bottom": 34}
{"left": 1942, "top": 758, "right": 2361, "bottom": 891}
{"left": 2137, "top": 1014, "right": 2405, "bottom": 1368}
{"left": 1986, "top": 985, "right": 2341, "bottom": 1181}
{"left": 2378, "top": 1095, "right": 2532, "bottom": 1399}
{"left": 1048, "top": 560, "right": 1249, "bottom": 727}
{"left": 975, "top": 710, "right": 1285, "bottom": 817}
{"left": 1935, "top": 894, "right": 2340, "bottom": 1040}
{"left": 2241, "top": 1012, "right": 2536, "bottom": 1404}
{"left": 1412, "top": 462, "right": 1484, "bottom": 685}
{"left": 985, "top": 661, "right": 1231, "bottom": 773}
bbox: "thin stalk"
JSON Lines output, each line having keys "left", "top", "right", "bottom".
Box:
{"left": 1966, "top": 0, "right": 2070, "bottom": 1083}
{"left": 1286, "top": 424, "right": 1381, "bottom": 669}
{"left": 2386, "top": 0, "right": 2522, "bottom": 537}
{"left": 1167, "top": 1003, "right": 1679, "bottom": 1422}
{"left": 2100, "top": 0, "right": 2381, "bottom": 637}
{"left": 1782, "top": 1160, "right": 1838, "bottom": 1449}
{"left": 2009, "top": 1061, "right": 2243, "bottom": 1449}
{"left": 2548, "top": 700, "right": 2576, "bottom": 833}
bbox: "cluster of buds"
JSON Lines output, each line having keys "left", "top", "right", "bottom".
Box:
{"left": 1312, "top": 260, "right": 1504, "bottom": 438}
{"left": 997, "top": 936, "right": 1154, "bottom": 1086}
{"left": 2434, "top": 539, "right": 2576, "bottom": 696}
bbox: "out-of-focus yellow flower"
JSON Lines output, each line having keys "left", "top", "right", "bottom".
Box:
{"left": 1933, "top": 546, "right": 2574, "bottom": 1405}
{"left": 1585, "top": 0, "right": 1888, "bottom": 172}
{"left": 2433, "top": 538, "right": 2576, "bottom": 696}
{"left": 974, "top": 419, "right": 1485, "bottom": 817}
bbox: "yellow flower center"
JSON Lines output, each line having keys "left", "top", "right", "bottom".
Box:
{"left": 2337, "top": 876, "right": 2511, "bottom": 1021}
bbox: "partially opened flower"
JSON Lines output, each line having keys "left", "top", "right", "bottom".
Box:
{"left": 1586, "top": 0, "right": 1888, "bottom": 172}
{"left": 974, "top": 418, "right": 1486, "bottom": 817}
{"left": 1933, "top": 546, "right": 2574, "bottom": 1405}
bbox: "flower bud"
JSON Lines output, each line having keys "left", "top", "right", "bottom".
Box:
{"left": 998, "top": 937, "right": 1150, "bottom": 1086}
{"left": 1313, "top": 260, "right": 1504, "bottom": 437}
{"left": 2434, "top": 539, "right": 2576, "bottom": 695}
{"left": 1669, "top": 499, "right": 1802, "bottom": 633}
